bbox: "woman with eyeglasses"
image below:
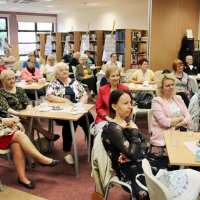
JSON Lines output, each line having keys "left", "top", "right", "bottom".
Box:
{"left": 172, "top": 59, "right": 191, "bottom": 107}
{"left": 21, "top": 57, "right": 45, "bottom": 100}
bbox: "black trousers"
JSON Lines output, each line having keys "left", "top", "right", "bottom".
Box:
{"left": 54, "top": 112, "right": 94, "bottom": 152}
{"left": 25, "top": 88, "right": 45, "bottom": 100}
{"left": 176, "top": 92, "right": 190, "bottom": 107}
{"left": 81, "top": 77, "right": 97, "bottom": 95}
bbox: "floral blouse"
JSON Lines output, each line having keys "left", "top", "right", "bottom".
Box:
{"left": 0, "top": 87, "right": 29, "bottom": 111}
{"left": 46, "top": 79, "right": 87, "bottom": 102}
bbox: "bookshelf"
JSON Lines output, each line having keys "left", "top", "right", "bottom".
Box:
{"left": 131, "top": 30, "right": 148, "bottom": 68}
{"left": 61, "top": 31, "right": 86, "bottom": 55}
{"left": 36, "top": 32, "right": 62, "bottom": 61}
{"left": 115, "top": 29, "right": 148, "bottom": 70}
{"left": 36, "top": 33, "right": 46, "bottom": 60}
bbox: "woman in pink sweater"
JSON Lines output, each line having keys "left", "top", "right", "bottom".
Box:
{"left": 151, "top": 73, "right": 191, "bottom": 147}
{"left": 21, "top": 57, "right": 44, "bottom": 100}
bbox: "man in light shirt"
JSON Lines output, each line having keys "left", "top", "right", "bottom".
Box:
{"left": 184, "top": 55, "right": 198, "bottom": 75}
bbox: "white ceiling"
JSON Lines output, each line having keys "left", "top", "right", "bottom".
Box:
{"left": 0, "top": 0, "right": 135, "bottom": 15}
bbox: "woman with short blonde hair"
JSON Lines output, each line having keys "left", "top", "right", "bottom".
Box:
{"left": 151, "top": 73, "right": 191, "bottom": 147}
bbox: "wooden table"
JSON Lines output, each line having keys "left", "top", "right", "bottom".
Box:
{"left": 16, "top": 82, "right": 49, "bottom": 104}
{"left": 90, "top": 66, "right": 101, "bottom": 70}
{"left": 164, "top": 131, "right": 200, "bottom": 167}
{"left": 19, "top": 102, "right": 94, "bottom": 176}
{"left": 123, "top": 83, "right": 156, "bottom": 92}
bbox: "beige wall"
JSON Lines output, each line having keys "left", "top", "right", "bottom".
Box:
{"left": 57, "top": 0, "right": 149, "bottom": 32}
{"left": 150, "top": 0, "right": 200, "bottom": 71}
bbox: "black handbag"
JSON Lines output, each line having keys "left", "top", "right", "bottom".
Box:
{"left": 0, "top": 107, "right": 13, "bottom": 118}
{"left": 137, "top": 92, "right": 153, "bottom": 109}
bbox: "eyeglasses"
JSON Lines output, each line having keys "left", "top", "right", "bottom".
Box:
{"left": 30, "top": 61, "right": 36, "bottom": 64}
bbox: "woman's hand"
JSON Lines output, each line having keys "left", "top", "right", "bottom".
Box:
{"left": 118, "top": 153, "right": 131, "bottom": 163}
{"left": 126, "top": 121, "right": 138, "bottom": 129}
{"left": 2, "top": 118, "right": 19, "bottom": 127}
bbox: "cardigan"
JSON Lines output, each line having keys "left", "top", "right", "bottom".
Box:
{"left": 151, "top": 95, "right": 191, "bottom": 146}
{"left": 21, "top": 67, "right": 43, "bottom": 82}
{"left": 95, "top": 84, "right": 129, "bottom": 124}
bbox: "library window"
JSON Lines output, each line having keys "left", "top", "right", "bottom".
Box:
{"left": 18, "top": 22, "right": 54, "bottom": 59}
{"left": 0, "top": 17, "right": 8, "bottom": 55}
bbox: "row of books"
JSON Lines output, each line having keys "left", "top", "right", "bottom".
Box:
{"left": 89, "top": 43, "right": 97, "bottom": 51}
{"left": 118, "top": 54, "right": 125, "bottom": 65}
{"left": 115, "top": 31, "right": 125, "bottom": 40}
{"left": 89, "top": 34, "right": 97, "bottom": 41}
{"left": 116, "top": 43, "right": 125, "bottom": 53}
{"left": 131, "top": 53, "right": 147, "bottom": 64}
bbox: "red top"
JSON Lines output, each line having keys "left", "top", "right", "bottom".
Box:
{"left": 95, "top": 84, "right": 129, "bottom": 124}
{"left": 0, "top": 65, "right": 7, "bottom": 73}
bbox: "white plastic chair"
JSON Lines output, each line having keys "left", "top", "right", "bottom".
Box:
{"left": 142, "top": 159, "right": 173, "bottom": 200}
{"left": 188, "top": 76, "right": 199, "bottom": 94}
{"left": 154, "top": 70, "right": 163, "bottom": 81}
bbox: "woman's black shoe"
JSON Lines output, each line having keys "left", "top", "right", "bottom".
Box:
{"left": 18, "top": 178, "right": 35, "bottom": 189}
{"left": 39, "top": 159, "right": 59, "bottom": 167}
{"left": 47, "top": 134, "right": 60, "bottom": 142}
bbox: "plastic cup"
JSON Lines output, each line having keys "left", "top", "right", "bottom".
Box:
{"left": 170, "top": 127, "right": 179, "bottom": 146}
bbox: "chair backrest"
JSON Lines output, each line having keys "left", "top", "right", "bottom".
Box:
{"left": 142, "top": 159, "right": 173, "bottom": 200}
{"left": 154, "top": 70, "right": 163, "bottom": 80}
{"left": 71, "top": 66, "right": 76, "bottom": 78}
{"left": 13, "top": 60, "right": 23, "bottom": 71}
{"left": 188, "top": 77, "right": 198, "bottom": 94}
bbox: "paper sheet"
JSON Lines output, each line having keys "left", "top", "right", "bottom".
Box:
{"left": 184, "top": 141, "right": 200, "bottom": 154}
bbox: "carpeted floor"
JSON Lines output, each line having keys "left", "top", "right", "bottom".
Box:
{"left": 0, "top": 111, "right": 149, "bottom": 200}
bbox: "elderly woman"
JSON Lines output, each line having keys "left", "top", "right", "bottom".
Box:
{"left": 76, "top": 54, "right": 97, "bottom": 95}
{"left": 46, "top": 62, "right": 94, "bottom": 165}
{"left": 43, "top": 54, "right": 57, "bottom": 81}
{"left": 0, "top": 69, "right": 60, "bottom": 142}
{"left": 3, "top": 49, "right": 15, "bottom": 69}
{"left": 0, "top": 115, "right": 58, "bottom": 189}
{"left": 21, "top": 57, "right": 45, "bottom": 100}
{"left": 95, "top": 65, "right": 129, "bottom": 135}
{"left": 22, "top": 51, "right": 40, "bottom": 69}
{"left": 128, "top": 58, "right": 155, "bottom": 84}
{"left": 151, "top": 73, "right": 191, "bottom": 147}
{"left": 105, "top": 53, "right": 122, "bottom": 69}
{"left": 172, "top": 59, "right": 191, "bottom": 107}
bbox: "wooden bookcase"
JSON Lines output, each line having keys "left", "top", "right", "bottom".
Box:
{"left": 61, "top": 31, "right": 86, "bottom": 55}
{"left": 115, "top": 29, "right": 148, "bottom": 70}
{"left": 36, "top": 32, "right": 62, "bottom": 62}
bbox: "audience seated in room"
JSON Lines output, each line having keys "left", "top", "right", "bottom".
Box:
{"left": 151, "top": 73, "right": 192, "bottom": 147}
{"left": 127, "top": 58, "right": 155, "bottom": 84}
{"left": 3, "top": 49, "right": 15, "bottom": 69}
{"left": 0, "top": 114, "right": 58, "bottom": 189}
{"left": 46, "top": 62, "right": 94, "bottom": 165}
{"left": 102, "top": 89, "right": 200, "bottom": 200}
{"left": 76, "top": 54, "right": 97, "bottom": 95}
{"left": 184, "top": 55, "right": 199, "bottom": 75}
{"left": 0, "top": 69, "right": 60, "bottom": 142}
{"left": 172, "top": 59, "right": 191, "bottom": 107}
{"left": 95, "top": 64, "right": 129, "bottom": 135}
{"left": 22, "top": 51, "right": 40, "bottom": 69}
